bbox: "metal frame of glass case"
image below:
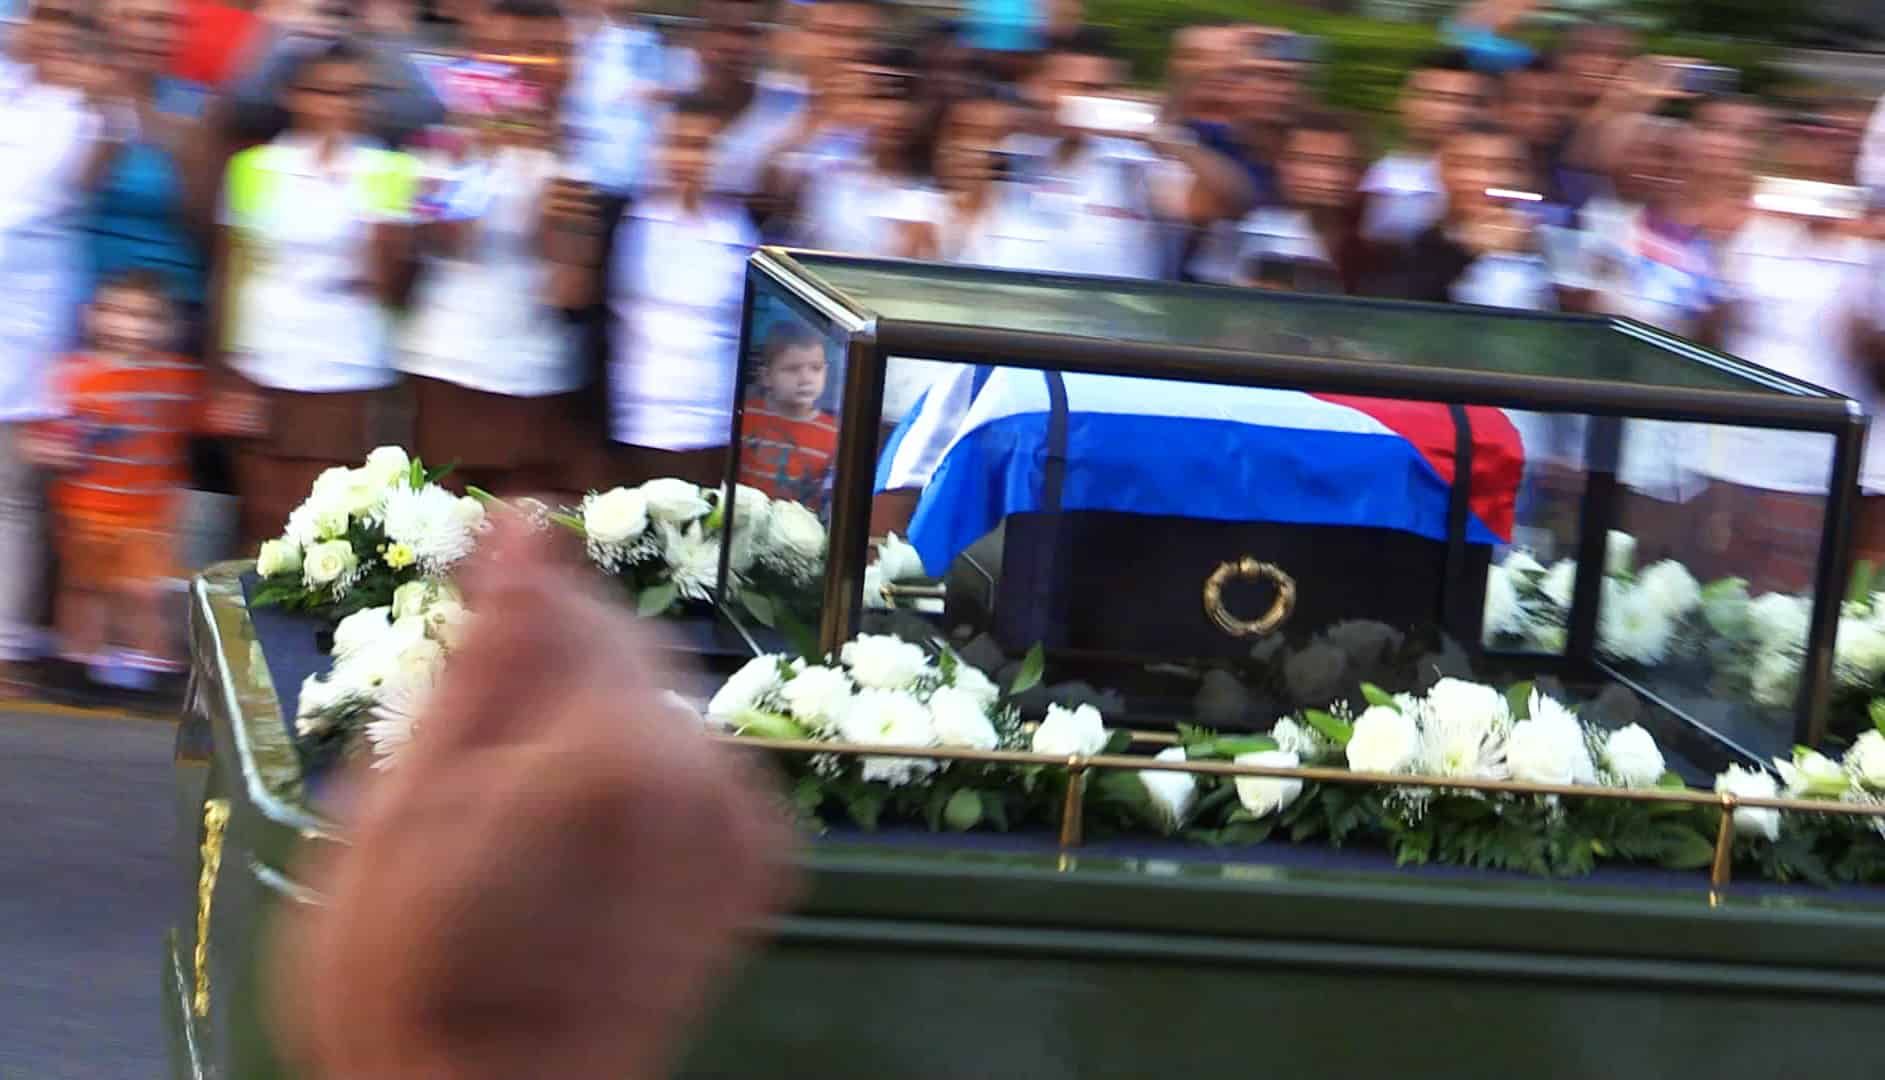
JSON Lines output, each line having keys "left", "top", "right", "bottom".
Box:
{"left": 718, "top": 249, "right": 1869, "bottom": 754}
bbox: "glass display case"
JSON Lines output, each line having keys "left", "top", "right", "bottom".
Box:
{"left": 716, "top": 249, "right": 1867, "bottom": 769}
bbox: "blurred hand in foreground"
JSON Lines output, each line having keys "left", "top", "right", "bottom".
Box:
{"left": 274, "top": 518, "right": 798, "bottom": 1080}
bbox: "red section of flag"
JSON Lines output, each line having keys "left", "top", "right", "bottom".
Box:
{"left": 1309, "top": 394, "right": 1525, "bottom": 543}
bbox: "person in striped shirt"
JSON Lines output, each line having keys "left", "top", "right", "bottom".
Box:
{"left": 26, "top": 271, "right": 217, "bottom": 684}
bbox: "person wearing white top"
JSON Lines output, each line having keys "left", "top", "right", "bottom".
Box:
{"left": 1359, "top": 53, "right": 1488, "bottom": 251}
{"left": 604, "top": 96, "right": 758, "bottom": 487}
{"left": 1189, "top": 109, "right": 1362, "bottom": 292}
{"left": 215, "top": 39, "right": 417, "bottom": 545}
{"left": 561, "top": 0, "right": 673, "bottom": 195}
{"left": 0, "top": 4, "right": 98, "bottom": 692}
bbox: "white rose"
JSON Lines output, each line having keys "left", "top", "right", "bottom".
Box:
{"left": 640, "top": 478, "right": 710, "bottom": 524}
{"left": 731, "top": 484, "right": 773, "bottom": 533}
{"left": 311, "top": 500, "right": 352, "bottom": 541}
{"left": 768, "top": 500, "right": 827, "bottom": 561}
{"left": 1605, "top": 530, "right": 1637, "bottom": 577}
{"left": 1506, "top": 715, "right": 1588, "bottom": 788}
{"left": 949, "top": 661, "right": 1000, "bottom": 709}
{"left": 778, "top": 664, "right": 854, "bottom": 734}
{"left": 453, "top": 495, "right": 486, "bottom": 533}
{"left": 1848, "top": 730, "right": 1885, "bottom": 790}
{"left": 583, "top": 488, "right": 650, "bottom": 546}
{"left": 309, "top": 466, "right": 353, "bottom": 500}
{"left": 391, "top": 580, "right": 433, "bottom": 620}
{"left": 302, "top": 540, "right": 358, "bottom": 587}
{"left": 338, "top": 469, "right": 388, "bottom": 520}
{"left": 928, "top": 685, "right": 998, "bottom": 750}
{"left": 707, "top": 655, "right": 786, "bottom": 727}
{"left": 1424, "top": 678, "right": 1511, "bottom": 736}
{"left": 257, "top": 538, "right": 302, "bottom": 578}
{"left": 839, "top": 634, "right": 932, "bottom": 690}
{"left": 1233, "top": 750, "right": 1304, "bottom": 818}
{"left": 1345, "top": 704, "right": 1420, "bottom": 774}
{"left": 1636, "top": 560, "right": 1701, "bottom": 618}
{"left": 423, "top": 599, "right": 469, "bottom": 649}
{"left": 1774, "top": 749, "right": 1848, "bottom": 799}
{"left": 361, "top": 446, "right": 411, "bottom": 487}
{"left": 1748, "top": 592, "right": 1811, "bottom": 652}
{"left": 1541, "top": 559, "right": 1577, "bottom": 609}
{"left": 1031, "top": 703, "right": 1108, "bottom": 757}
{"left": 1715, "top": 765, "right": 1780, "bottom": 841}
{"left": 837, "top": 689, "right": 938, "bottom": 786}
{"left": 1602, "top": 724, "right": 1666, "bottom": 788}
{"left": 332, "top": 607, "right": 393, "bottom": 661}
{"left": 1139, "top": 746, "right": 1197, "bottom": 827}
{"left": 875, "top": 532, "right": 927, "bottom": 583}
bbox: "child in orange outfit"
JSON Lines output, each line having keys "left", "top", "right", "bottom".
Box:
{"left": 738, "top": 324, "right": 839, "bottom": 515}
{"left": 25, "top": 272, "right": 254, "bottom": 684}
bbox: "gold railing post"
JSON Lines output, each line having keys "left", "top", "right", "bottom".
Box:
{"left": 1709, "top": 795, "right": 1737, "bottom": 905}
{"left": 1058, "top": 756, "right": 1088, "bottom": 850}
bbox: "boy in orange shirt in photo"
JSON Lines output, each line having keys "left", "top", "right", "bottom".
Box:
{"left": 738, "top": 324, "right": 840, "bottom": 514}
{"left": 25, "top": 272, "right": 240, "bottom": 686}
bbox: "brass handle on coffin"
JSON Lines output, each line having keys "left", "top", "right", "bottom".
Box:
{"left": 1202, "top": 557, "right": 1296, "bottom": 638}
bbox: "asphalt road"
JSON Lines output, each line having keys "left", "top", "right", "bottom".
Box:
{"left": 0, "top": 708, "right": 174, "bottom": 1080}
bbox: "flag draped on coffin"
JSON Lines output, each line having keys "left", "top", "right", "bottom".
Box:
{"left": 877, "top": 367, "right": 1526, "bottom": 577}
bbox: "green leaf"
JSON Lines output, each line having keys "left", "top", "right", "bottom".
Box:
{"left": 465, "top": 485, "right": 498, "bottom": 505}
{"left": 409, "top": 459, "right": 425, "bottom": 489}
{"left": 1871, "top": 697, "right": 1885, "bottom": 734}
{"left": 637, "top": 581, "right": 679, "bottom": 617}
{"left": 791, "top": 776, "right": 825, "bottom": 815}
{"left": 1103, "top": 729, "right": 1132, "bottom": 754}
{"left": 984, "top": 794, "right": 1010, "bottom": 832}
{"left": 1360, "top": 683, "right": 1396, "bottom": 709}
{"left": 732, "top": 709, "right": 807, "bottom": 741}
{"left": 1213, "top": 735, "right": 1279, "bottom": 757}
{"left": 1010, "top": 643, "right": 1045, "bottom": 696}
{"left": 426, "top": 462, "right": 456, "bottom": 485}
{"left": 923, "top": 786, "right": 951, "bottom": 831}
{"left": 547, "top": 510, "right": 588, "bottom": 535}
{"left": 843, "top": 787, "right": 887, "bottom": 830}
{"left": 1301, "top": 708, "right": 1353, "bottom": 747}
{"left": 1655, "top": 771, "right": 1689, "bottom": 790}
{"left": 1506, "top": 681, "right": 1534, "bottom": 721}
{"left": 772, "top": 603, "right": 821, "bottom": 663}
{"left": 1654, "top": 824, "right": 1716, "bottom": 871}
{"left": 943, "top": 789, "right": 983, "bottom": 831}
{"left": 1849, "top": 560, "right": 1876, "bottom": 607}
{"left": 741, "top": 591, "right": 777, "bottom": 628}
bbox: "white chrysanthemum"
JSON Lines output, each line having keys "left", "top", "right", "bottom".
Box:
{"left": 1233, "top": 749, "right": 1304, "bottom": 818}
{"left": 949, "top": 660, "right": 1000, "bottom": 709}
{"left": 640, "top": 477, "right": 711, "bottom": 525}
{"left": 707, "top": 656, "right": 786, "bottom": 727}
{"left": 582, "top": 488, "right": 649, "bottom": 548}
{"left": 928, "top": 685, "right": 998, "bottom": 750}
{"left": 332, "top": 606, "right": 393, "bottom": 661}
{"left": 382, "top": 484, "right": 477, "bottom": 574}
{"left": 1599, "top": 581, "right": 1677, "bottom": 665}
{"left": 731, "top": 484, "right": 773, "bottom": 535}
{"left": 1482, "top": 564, "right": 1522, "bottom": 638}
{"left": 1835, "top": 617, "right": 1885, "bottom": 688}
{"left": 1604, "top": 530, "right": 1636, "bottom": 577}
{"left": 1504, "top": 550, "right": 1544, "bottom": 577}
{"left": 1602, "top": 724, "right": 1666, "bottom": 788}
{"left": 365, "top": 661, "right": 440, "bottom": 769}
{"left": 1750, "top": 649, "right": 1801, "bottom": 708}
{"left": 1271, "top": 716, "right": 1335, "bottom": 764}
{"left": 837, "top": 689, "right": 939, "bottom": 786}
{"left": 1416, "top": 679, "right": 1510, "bottom": 780}
{"left": 1715, "top": 765, "right": 1780, "bottom": 841}
{"left": 875, "top": 532, "right": 926, "bottom": 583}
{"left": 1748, "top": 592, "right": 1812, "bottom": 652}
{"left": 762, "top": 500, "right": 827, "bottom": 582}
{"left": 1346, "top": 705, "right": 1420, "bottom": 774}
{"left": 294, "top": 673, "right": 350, "bottom": 735}
{"left": 839, "top": 633, "right": 933, "bottom": 691}
{"left": 1505, "top": 692, "right": 1596, "bottom": 787}
{"left": 1139, "top": 747, "right": 1197, "bottom": 827}
{"left": 661, "top": 522, "right": 727, "bottom": 601}
{"left": 1541, "top": 559, "right": 1577, "bottom": 609}
{"left": 1848, "top": 730, "right": 1885, "bottom": 791}
{"left": 1031, "top": 703, "right": 1109, "bottom": 757}
{"left": 1636, "top": 560, "right": 1702, "bottom": 618}
{"left": 777, "top": 664, "right": 854, "bottom": 735}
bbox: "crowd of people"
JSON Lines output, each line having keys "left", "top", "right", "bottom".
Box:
{"left": 2, "top": 0, "right": 1884, "bottom": 697}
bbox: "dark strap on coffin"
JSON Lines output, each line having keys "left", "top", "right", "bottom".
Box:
{"left": 1040, "top": 369, "right": 1070, "bottom": 513}
{"left": 1442, "top": 403, "right": 1475, "bottom": 640}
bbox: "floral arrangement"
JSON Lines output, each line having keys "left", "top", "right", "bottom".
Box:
{"left": 569, "top": 479, "right": 827, "bottom": 628}
{"left": 292, "top": 579, "right": 466, "bottom": 761}
{"left": 251, "top": 447, "right": 485, "bottom": 618}
{"left": 1712, "top": 728, "right": 1885, "bottom": 885}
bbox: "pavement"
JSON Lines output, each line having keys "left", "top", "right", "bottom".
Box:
{"left": 0, "top": 704, "right": 176, "bottom": 1080}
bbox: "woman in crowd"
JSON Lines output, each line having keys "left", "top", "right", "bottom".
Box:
{"left": 214, "top": 38, "right": 416, "bottom": 546}
{"left": 401, "top": 0, "right": 593, "bottom": 501}
{"left": 1190, "top": 108, "right": 1365, "bottom": 294}
{"left": 1, "top": 2, "right": 99, "bottom": 697}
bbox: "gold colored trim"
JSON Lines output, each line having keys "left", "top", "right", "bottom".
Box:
{"left": 879, "top": 582, "right": 946, "bottom": 601}
{"left": 192, "top": 798, "right": 231, "bottom": 1019}
{"left": 1202, "top": 557, "right": 1296, "bottom": 638}
{"left": 716, "top": 734, "right": 1885, "bottom": 896}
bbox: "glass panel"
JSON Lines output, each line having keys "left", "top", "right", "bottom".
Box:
{"left": 786, "top": 253, "right": 1809, "bottom": 396}
{"left": 719, "top": 279, "right": 849, "bottom": 634}
{"left": 1483, "top": 409, "right": 1589, "bottom": 659}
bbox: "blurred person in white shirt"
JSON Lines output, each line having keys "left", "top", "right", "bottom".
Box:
{"left": 603, "top": 94, "right": 756, "bottom": 489}
{"left": 1, "top": 0, "right": 100, "bottom": 695}
{"left": 791, "top": 47, "right": 930, "bottom": 257}
{"left": 560, "top": 0, "right": 678, "bottom": 196}
{"left": 1863, "top": 91, "right": 1884, "bottom": 198}
{"left": 1358, "top": 50, "right": 1488, "bottom": 253}
{"left": 1190, "top": 108, "right": 1364, "bottom": 294}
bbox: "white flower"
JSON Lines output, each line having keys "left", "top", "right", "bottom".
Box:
{"left": 778, "top": 665, "right": 854, "bottom": 734}
{"left": 294, "top": 673, "right": 347, "bottom": 733}
{"left": 661, "top": 522, "right": 726, "bottom": 601}
{"left": 1835, "top": 617, "right": 1885, "bottom": 687}
{"left": 1602, "top": 724, "right": 1666, "bottom": 787}
{"left": 452, "top": 495, "right": 486, "bottom": 534}
{"left": 360, "top": 445, "right": 411, "bottom": 488}
{"left": 332, "top": 607, "right": 393, "bottom": 661}
{"left": 365, "top": 711, "right": 416, "bottom": 768}
{"left": 1031, "top": 703, "right": 1108, "bottom": 757}
{"left": 1775, "top": 749, "right": 1848, "bottom": 798}
{"left": 1506, "top": 693, "right": 1597, "bottom": 787}
{"left": 764, "top": 500, "right": 827, "bottom": 581}
{"left": 382, "top": 484, "right": 478, "bottom": 574}
{"left": 302, "top": 539, "right": 358, "bottom": 589}
{"left": 1541, "top": 559, "right": 1577, "bottom": 609}
{"left": 640, "top": 478, "right": 711, "bottom": 525}
{"left": 949, "top": 661, "right": 1000, "bottom": 709}
{"left": 862, "top": 564, "right": 889, "bottom": 609}
{"left": 1636, "top": 560, "right": 1701, "bottom": 617}
{"left": 583, "top": 488, "right": 649, "bottom": 547}
{"left": 1502, "top": 550, "right": 1545, "bottom": 579}
{"left": 839, "top": 633, "right": 932, "bottom": 691}
{"left": 731, "top": 484, "right": 773, "bottom": 534}
{"left": 707, "top": 656, "right": 785, "bottom": 726}
{"left": 928, "top": 686, "right": 998, "bottom": 750}
{"left": 257, "top": 538, "right": 301, "bottom": 578}
{"left": 1701, "top": 577, "right": 1751, "bottom": 637}
{"left": 1233, "top": 749, "right": 1304, "bottom": 818}
{"left": 837, "top": 689, "right": 938, "bottom": 785}
{"left": 1749, "top": 592, "right": 1811, "bottom": 652}
{"left": 1750, "top": 649, "right": 1801, "bottom": 708}
{"left": 391, "top": 580, "right": 433, "bottom": 620}
{"left": 1139, "top": 747, "right": 1197, "bottom": 827}
{"left": 1599, "top": 581, "right": 1676, "bottom": 665}
{"left": 1605, "top": 530, "right": 1636, "bottom": 577}
{"left": 1848, "top": 730, "right": 1885, "bottom": 790}
{"left": 423, "top": 599, "right": 469, "bottom": 648}
{"left": 1270, "top": 716, "right": 1334, "bottom": 764}
{"left": 1715, "top": 765, "right": 1780, "bottom": 841}
{"left": 1345, "top": 705, "right": 1420, "bottom": 774}
{"left": 1417, "top": 679, "right": 1511, "bottom": 780}
{"left": 1482, "top": 565, "right": 1522, "bottom": 638}
{"left": 876, "top": 532, "right": 926, "bottom": 583}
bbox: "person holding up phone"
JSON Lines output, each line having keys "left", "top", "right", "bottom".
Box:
{"left": 1190, "top": 109, "right": 1364, "bottom": 295}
